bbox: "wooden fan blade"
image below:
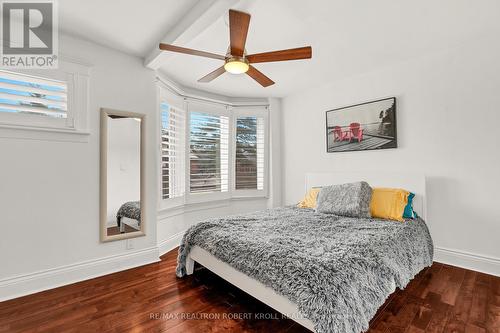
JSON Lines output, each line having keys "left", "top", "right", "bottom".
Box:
{"left": 229, "top": 9, "right": 251, "bottom": 57}
{"left": 198, "top": 66, "right": 226, "bottom": 83}
{"left": 246, "top": 65, "right": 274, "bottom": 87}
{"left": 246, "top": 46, "right": 312, "bottom": 63}
{"left": 159, "top": 43, "right": 225, "bottom": 60}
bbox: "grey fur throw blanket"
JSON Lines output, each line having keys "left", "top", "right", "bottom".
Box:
{"left": 116, "top": 201, "right": 140, "bottom": 224}
{"left": 176, "top": 206, "right": 433, "bottom": 333}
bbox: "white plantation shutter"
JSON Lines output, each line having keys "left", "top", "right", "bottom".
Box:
{"left": 235, "top": 116, "right": 265, "bottom": 190}
{"left": 158, "top": 81, "right": 269, "bottom": 204}
{"left": 0, "top": 70, "right": 67, "bottom": 119}
{"left": 189, "top": 111, "right": 229, "bottom": 194}
{"left": 161, "top": 103, "right": 185, "bottom": 199}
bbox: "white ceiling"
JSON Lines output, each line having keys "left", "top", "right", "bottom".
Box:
{"left": 59, "top": 0, "right": 500, "bottom": 98}
{"left": 59, "top": 0, "right": 199, "bottom": 57}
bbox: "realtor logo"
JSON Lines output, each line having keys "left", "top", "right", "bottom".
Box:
{"left": 1, "top": 0, "right": 58, "bottom": 68}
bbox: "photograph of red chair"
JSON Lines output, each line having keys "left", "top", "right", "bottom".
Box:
{"left": 326, "top": 97, "right": 397, "bottom": 152}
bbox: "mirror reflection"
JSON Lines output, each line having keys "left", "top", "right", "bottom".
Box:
{"left": 103, "top": 113, "right": 143, "bottom": 238}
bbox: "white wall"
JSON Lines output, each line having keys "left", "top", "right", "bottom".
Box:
{"left": 0, "top": 34, "right": 158, "bottom": 299}
{"left": 107, "top": 118, "right": 141, "bottom": 225}
{"left": 267, "top": 98, "right": 283, "bottom": 208}
{"left": 157, "top": 198, "right": 271, "bottom": 253}
{"left": 281, "top": 32, "right": 500, "bottom": 267}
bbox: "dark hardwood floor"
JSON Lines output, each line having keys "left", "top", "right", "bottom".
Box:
{"left": 0, "top": 248, "right": 498, "bottom": 333}
{"left": 106, "top": 225, "right": 139, "bottom": 236}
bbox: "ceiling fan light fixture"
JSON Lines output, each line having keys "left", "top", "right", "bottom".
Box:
{"left": 224, "top": 57, "right": 249, "bottom": 74}
{"left": 159, "top": 10, "right": 312, "bottom": 87}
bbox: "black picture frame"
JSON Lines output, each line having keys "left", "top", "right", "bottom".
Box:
{"left": 325, "top": 97, "right": 397, "bottom": 153}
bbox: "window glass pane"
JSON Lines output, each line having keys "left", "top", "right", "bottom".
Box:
{"left": 190, "top": 111, "right": 228, "bottom": 193}
{"left": 235, "top": 116, "right": 264, "bottom": 190}
{"left": 0, "top": 71, "right": 67, "bottom": 118}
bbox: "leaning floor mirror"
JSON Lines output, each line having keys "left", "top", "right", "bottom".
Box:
{"left": 100, "top": 108, "right": 145, "bottom": 242}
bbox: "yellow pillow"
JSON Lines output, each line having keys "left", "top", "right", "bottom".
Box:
{"left": 297, "top": 188, "right": 321, "bottom": 208}
{"left": 370, "top": 188, "right": 409, "bottom": 222}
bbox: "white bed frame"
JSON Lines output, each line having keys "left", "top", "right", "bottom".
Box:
{"left": 185, "top": 172, "right": 427, "bottom": 332}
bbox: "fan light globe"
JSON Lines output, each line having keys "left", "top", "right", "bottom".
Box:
{"left": 224, "top": 57, "right": 249, "bottom": 74}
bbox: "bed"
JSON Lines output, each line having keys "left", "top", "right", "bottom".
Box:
{"left": 116, "top": 201, "right": 140, "bottom": 232}
{"left": 176, "top": 172, "right": 433, "bottom": 333}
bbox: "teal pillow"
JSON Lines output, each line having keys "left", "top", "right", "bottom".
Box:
{"left": 403, "top": 192, "right": 416, "bottom": 218}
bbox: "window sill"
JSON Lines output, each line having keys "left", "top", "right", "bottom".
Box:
{"left": 231, "top": 192, "right": 268, "bottom": 200}
{"left": 0, "top": 123, "right": 90, "bottom": 143}
{"left": 158, "top": 199, "right": 230, "bottom": 220}
{"left": 158, "top": 195, "right": 268, "bottom": 220}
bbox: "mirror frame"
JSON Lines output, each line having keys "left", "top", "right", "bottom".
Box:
{"left": 100, "top": 108, "right": 146, "bottom": 242}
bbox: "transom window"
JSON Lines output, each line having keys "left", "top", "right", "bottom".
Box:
{"left": 0, "top": 70, "right": 67, "bottom": 118}
{"left": 0, "top": 61, "right": 90, "bottom": 142}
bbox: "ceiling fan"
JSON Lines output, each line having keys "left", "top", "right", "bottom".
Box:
{"left": 159, "top": 9, "right": 312, "bottom": 87}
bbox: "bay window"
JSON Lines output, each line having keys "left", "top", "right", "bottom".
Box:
{"left": 158, "top": 84, "right": 268, "bottom": 208}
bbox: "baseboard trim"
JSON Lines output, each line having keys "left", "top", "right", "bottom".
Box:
{"left": 2, "top": 243, "right": 496, "bottom": 301}
{"left": 158, "top": 231, "right": 185, "bottom": 256}
{"left": 434, "top": 246, "right": 499, "bottom": 276}
{"left": 0, "top": 246, "right": 160, "bottom": 301}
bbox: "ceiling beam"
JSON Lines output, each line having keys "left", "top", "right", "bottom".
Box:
{"left": 144, "top": 0, "right": 240, "bottom": 70}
